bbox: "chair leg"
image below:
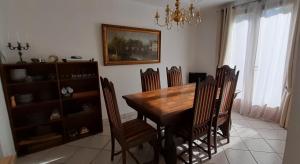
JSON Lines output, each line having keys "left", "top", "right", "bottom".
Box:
{"left": 226, "top": 122, "right": 230, "bottom": 144}
{"left": 111, "top": 136, "right": 115, "bottom": 161}
{"left": 213, "top": 127, "right": 217, "bottom": 153}
{"left": 137, "top": 112, "right": 143, "bottom": 120}
{"left": 188, "top": 140, "right": 193, "bottom": 164}
{"left": 122, "top": 150, "right": 127, "bottom": 164}
{"left": 152, "top": 138, "right": 159, "bottom": 164}
{"left": 207, "top": 133, "right": 212, "bottom": 159}
{"left": 157, "top": 124, "right": 162, "bottom": 147}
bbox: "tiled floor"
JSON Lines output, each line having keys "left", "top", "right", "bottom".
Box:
{"left": 17, "top": 112, "right": 286, "bottom": 164}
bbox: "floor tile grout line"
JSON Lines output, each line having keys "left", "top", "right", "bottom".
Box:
{"left": 102, "top": 138, "right": 112, "bottom": 150}
{"left": 18, "top": 112, "right": 286, "bottom": 164}
{"left": 250, "top": 150, "right": 284, "bottom": 154}
{"left": 222, "top": 147, "right": 232, "bottom": 164}
{"left": 248, "top": 150, "right": 259, "bottom": 164}
{"left": 239, "top": 114, "right": 286, "bottom": 163}
{"left": 240, "top": 137, "right": 276, "bottom": 153}
{"left": 262, "top": 136, "right": 285, "bottom": 156}
{"left": 66, "top": 140, "right": 110, "bottom": 151}
{"left": 63, "top": 147, "right": 81, "bottom": 164}
{"left": 237, "top": 116, "right": 266, "bottom": 163}
{"left": 90, "top": 149, "right": 105, "bottom": 164}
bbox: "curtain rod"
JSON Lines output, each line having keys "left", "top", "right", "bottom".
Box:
{"left": 233, "top": 0, "right": 262, "bottom": 8}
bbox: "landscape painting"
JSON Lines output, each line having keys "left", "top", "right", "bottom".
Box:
{"left": 102, "top": 24, "right": 161, "bottom": 65}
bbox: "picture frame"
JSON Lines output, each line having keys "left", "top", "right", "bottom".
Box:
{"left": 102, "top": 24, "right": 161, "bottom": 66}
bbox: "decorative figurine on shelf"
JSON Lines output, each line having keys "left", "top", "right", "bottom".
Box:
{"left": 7, "top": 42, "right": 30, "bottom": 64}
{"left": 80, "top": 127, "right": 89, "bottom": 134}
{"left": 68, "top": 129, "right": 78, "bottom": 138}
{"left": 50, "top": 109, "right": 61, "bottom": 120}
{"left": 48, "top": 55, "right": 58, "bottom": 63}
{"left": 10, "top": 96, "right": 16, "bottom": 108}
{"left": 31, "top": 58, "right": 40, "bottom": 63}
{"left": 61, "top": 86, "right": 74, "bottom": 97}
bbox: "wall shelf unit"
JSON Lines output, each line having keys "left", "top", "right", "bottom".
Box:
{"left": 0, "top": 61, "right": 103, "bottom": 156}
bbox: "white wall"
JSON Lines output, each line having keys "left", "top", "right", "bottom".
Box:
{"left": 0, "top": 0, "right": 221, "bottom": 156}
{"left": 1, "top": 0, "right": 200, "bottom": 117}
{"left": 0, "top": 79, "right": 15, "bottom": 157}
{"left": 283, "top": 17, "right": 300, "bottom": 164}
{"left": 0, "top": 0, "right": 4, "bottom": 157}
{"left": 0, "top": 0, "right": 16, "bottom": 157}
{"left": 190, "top": 9, "right": 221, "bottom": 75}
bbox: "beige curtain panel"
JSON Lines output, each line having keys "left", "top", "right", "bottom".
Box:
{"left": 218, "top": 4, "right": 233, "bottom": 66}
{"left": 280, "top": 0, "right": 300, "bottom": 128}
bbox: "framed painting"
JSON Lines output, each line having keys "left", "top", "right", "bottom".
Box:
{"left": 102, "top": 24, "right": 161, "bottom": 65}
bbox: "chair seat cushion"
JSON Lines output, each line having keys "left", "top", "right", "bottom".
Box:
{"left": 122, "top": 119, "right": 157, "bottom": 147}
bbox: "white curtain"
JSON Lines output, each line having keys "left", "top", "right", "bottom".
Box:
{"left": 225, "top": 0, "right": 297, "bottom": 122}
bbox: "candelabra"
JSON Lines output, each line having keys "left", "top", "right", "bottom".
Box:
{"left": 7, "top": 42, "right": 30, "bottom": 63}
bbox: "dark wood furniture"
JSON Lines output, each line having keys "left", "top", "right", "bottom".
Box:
{"left": 188, "top": 72, "right": 207, "bottom": 83}
{"left": 215, "top": 65, "right": 236, "bottom": 99}
{"left": 175, "top": 76, "right": 217, "bottom": 163}
{"left": 123, "top": 84, "right": 196, "bottom": 164}
{"left": 140, "top": 68, "right": 161, "bottom": 92}
{"left": 213, "top": 66, "right": 239, "bottom": 153}
{"left": 0, "top": 62, "right": 103, "bottom": 155}
{"left": 166, "top": 66, "right": 183, "bottom": 87}
{"left": 140, "top": 68, "right": 163, "bottom": 143}
{"left": 100, "top": 77, "right": 159, "bottom": 164}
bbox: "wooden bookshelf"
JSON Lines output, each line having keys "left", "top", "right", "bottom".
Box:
{"left": 0, "top": 62, "right": 103, "bottom": 156}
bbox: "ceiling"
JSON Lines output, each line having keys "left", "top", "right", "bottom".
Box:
{"left": 131, "top": 0, "right": 235, "bottom": 9}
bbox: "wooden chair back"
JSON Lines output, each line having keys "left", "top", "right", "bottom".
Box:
{"left": 192, "top": 76, "right": 217, "bottom": 128}
{"left": 219, "top": 71, "right": 240, "bottom": 114}
{"left": 215, "top": 65, "right": 236, "bottom": 99}
{"left": 140, "top": 68, "right": 161, "bottom": 92}
{"left": 166, "top": 66, "right": 183, "bottom": 87}
{"left": 100, "top": 77, "right": 123, "bottom": 138}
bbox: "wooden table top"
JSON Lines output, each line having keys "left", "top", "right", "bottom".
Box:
{"left": 123, "top": 84, "right": 196, "bottom": 125}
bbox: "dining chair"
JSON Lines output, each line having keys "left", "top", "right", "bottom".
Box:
{"left": 140, "top": 68, "right": 163, "bottom": 143}
{"left": 166, "top": 66, "right": 183, "bottom": 87}
{"left": 213, "top": 70, "right": 239, "bottom": 153}
{"left": 140, "top": 68, "right": 161, "bottom": 92}
{"left": 214, "top": 65, "right": 236, "bottom": 143}
{"left": 100, "top": 77, "right": 159, "bottom": 164}
{"left": 215, "top": 65, "right": 236, "bottom": 100}
{"left": 175, "top": 76, "right": 217, "bottom": 163}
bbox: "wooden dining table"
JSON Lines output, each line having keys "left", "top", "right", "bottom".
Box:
{"left": 123, "top": 84, "right": 196, "bottom": 164}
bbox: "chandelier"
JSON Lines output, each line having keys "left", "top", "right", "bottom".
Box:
{"left": 154, "top": 0, "right": 202, "bottom": 29}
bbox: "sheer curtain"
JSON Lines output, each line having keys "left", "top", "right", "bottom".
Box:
{"left": 225, "top": 0, "right": 296, "bottom": 122}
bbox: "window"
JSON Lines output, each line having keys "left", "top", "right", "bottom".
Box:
{"left": 225, "top": 3, "right": 293, "bottom": 116}
{"left": 252, "top": 6, "right": 292, "bottom": 107}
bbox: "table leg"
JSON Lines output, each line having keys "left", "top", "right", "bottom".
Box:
{"left": 137, "top": 112, "right": 143, "bottom": 120}
{"left": 137, "top": 112, "right": 145, "bottom": 150}
{"left": 164, "top": 127, "right": 177, "bottom": 164}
